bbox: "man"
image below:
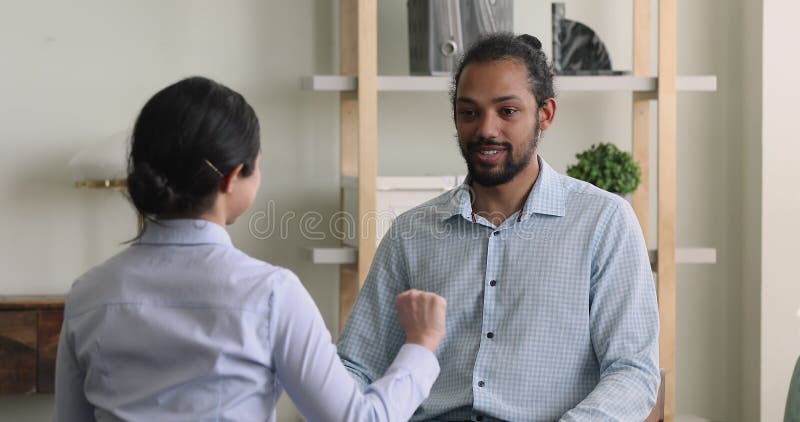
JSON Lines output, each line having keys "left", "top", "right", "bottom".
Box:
{"left": 338, "top": 33, "right": 660, "bottom": 421}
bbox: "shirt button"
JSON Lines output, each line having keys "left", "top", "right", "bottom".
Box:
{"left": 489, "top": 280, "right": 497, "bottom": 287}
{"left": 478, "top": 380, "right": 485, "bottom": 387}
{"left": 487, "top": 332, "right": 494, "bottom": 339}
{"left": 492, "top": 231, "right": 500, "bottom": 237}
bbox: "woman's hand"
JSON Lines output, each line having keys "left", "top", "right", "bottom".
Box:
{"left": 395, "top": 289, "right": 447, "bottom": 353}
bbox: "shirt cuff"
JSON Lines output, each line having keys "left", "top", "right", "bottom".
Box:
{"left": 388, "top": 343, "right": 441, "bottom": 393}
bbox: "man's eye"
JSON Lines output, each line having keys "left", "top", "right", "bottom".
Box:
{"left": 501, "top": 108, "right": 517, "bottom": 116}
{"left": 458, "top": 110, "right": 476, "bottom": 118}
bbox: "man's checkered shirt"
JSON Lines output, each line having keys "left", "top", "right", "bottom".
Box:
{"left": 338, "top": 156, "right": 660, "bottom": 421}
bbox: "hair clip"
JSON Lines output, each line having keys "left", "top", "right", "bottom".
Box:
{"left": 204, "top": 159, "right": 224, "bottom": 177}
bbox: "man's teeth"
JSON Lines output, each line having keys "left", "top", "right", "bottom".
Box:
{"left": 480, "top": 150, "right": 500, "bottom": 155}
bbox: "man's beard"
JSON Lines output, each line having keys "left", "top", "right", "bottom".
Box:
{"left": 458, "top": 120, "right": 540, "bottom": 188}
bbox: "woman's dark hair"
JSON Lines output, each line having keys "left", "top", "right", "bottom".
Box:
{"left": 450, "top": 33, "right": 555, "bottom": 114}
{"left": 127, "top": 76, "right": 260, "bottom": 218}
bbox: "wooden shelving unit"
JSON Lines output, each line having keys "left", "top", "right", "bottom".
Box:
{"left": 335, "top": 0, "right": 378, "bottom": 342}
{"left": 311, "top": 1, "right": 716, "bottom": 420}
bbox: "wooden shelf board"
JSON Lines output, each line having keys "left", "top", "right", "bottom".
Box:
{"left": 650, "top": 247, "right": 717, "bottom": 271}
{"left": 306, "top": 247, "right": 357, "bottom": 264}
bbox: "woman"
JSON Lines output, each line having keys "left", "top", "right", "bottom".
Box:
{"left": 54, "top": 76, "right": 446, "bottom": 421}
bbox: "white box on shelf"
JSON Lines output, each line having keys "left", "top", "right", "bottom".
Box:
{"left": 341, "top": 175, "right": 461, "bottom": 248}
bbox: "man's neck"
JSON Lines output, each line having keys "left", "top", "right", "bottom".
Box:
{"left": 471, "top": 155, "right": 541, "bottom": 226}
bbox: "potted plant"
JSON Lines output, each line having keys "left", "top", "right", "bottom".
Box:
{"left": 566, "top": 143, "right": 642, "bottom": 195}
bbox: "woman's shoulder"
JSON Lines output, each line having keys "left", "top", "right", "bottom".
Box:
{"left": 202, "top": 247, "right": 304, "bottom": 310}
{"left": 65, "top": 245, "right": 302, "bottom": 317}
{"left": 225, "top": 247, "right": 298, "bottom": 285}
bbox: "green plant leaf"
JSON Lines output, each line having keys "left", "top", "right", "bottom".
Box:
{"left": 567, "top": 142, "right": 642, "bottom": 194}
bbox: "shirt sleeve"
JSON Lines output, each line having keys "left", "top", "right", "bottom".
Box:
{"left": 336, "top": 229, "right": 412, "bottom": 389}
{"left": 53, "top": 318, "right": 96, "bottom": 422}
{"left": 271, "top": 269, "right": 439, "bottom": 422}
{"left": 560, "top": 201, "right": 661, "bottom": 421}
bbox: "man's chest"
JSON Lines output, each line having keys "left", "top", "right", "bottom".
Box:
{"left": 403, "top": 221, "right": 595, "bottom": 329}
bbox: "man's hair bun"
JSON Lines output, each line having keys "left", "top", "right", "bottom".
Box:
{"left": 516, "top": 34, "right": 543, "bottom": 50}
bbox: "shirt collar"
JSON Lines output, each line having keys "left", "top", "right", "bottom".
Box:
{"left": 136, "top": 219, "right": 233, "bottom": 247}
{"left": 441, "top": 155, "right": 566, "bottom": 222}
{"left": 525, "top": 156, "right": 567, "bottom": 218}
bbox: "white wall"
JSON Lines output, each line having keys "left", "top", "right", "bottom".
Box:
{"left": 0, "top": 1, "right": 341, "bottom": 420}
{"left": 0, "top": 0, "right": 762, "bottom": 421}
{"left": 761, "top": 1, "right": 800, "bottom": 420}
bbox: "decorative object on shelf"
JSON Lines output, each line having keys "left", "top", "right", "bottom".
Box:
{"left": 566, "top": 142, "right": 642, "bottom": 195}
{"left": 68, "top": 130, "right": 143, "bottom": 229}
{"left": 68, "top": 130, "right": 129, "bottom": 191}
{"left": 552, "top": 2, "right": 626, "bottom": 75}
{"left": 408, "top": 0, "right": 513, "bottom": 75}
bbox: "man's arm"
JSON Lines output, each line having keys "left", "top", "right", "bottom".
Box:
{"left": 560, "top": 201, "right": 660, "bottom": 421}
{"left": 338, "top": 224, "right": 411, "bottom": 389}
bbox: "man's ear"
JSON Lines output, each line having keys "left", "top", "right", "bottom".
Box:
{"left": 220, "top": 163, "right": 245, "bottom": 194}
{"left": 537, "top": 98, "right": 557, "bottom": 131}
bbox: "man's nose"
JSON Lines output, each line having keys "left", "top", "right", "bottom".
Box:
{"left": 477, "top": 112, "right": 500, "bottom": 139}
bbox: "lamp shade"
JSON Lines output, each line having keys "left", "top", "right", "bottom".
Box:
{"left": 69, "top": 130, "right": 130, "bottom": 188}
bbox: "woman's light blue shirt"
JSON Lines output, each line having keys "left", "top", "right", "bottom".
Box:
{"left": 54, "top": 219, "right": 439, "bottom": 422}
